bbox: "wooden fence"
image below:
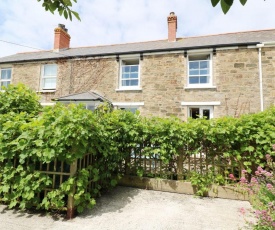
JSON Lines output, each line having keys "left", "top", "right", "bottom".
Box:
{"left": 6, "top": 153, "right": 96, "bottom": 219}
{"left": 122, "top": 148, "right": 242, "bottom": 181}
{"left": 2, "top": 148, "right": 242, "bottom": 218}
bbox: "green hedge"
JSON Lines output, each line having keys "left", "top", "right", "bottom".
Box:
{"left": 1, "top": 84, "right": 275, "bottom": 214}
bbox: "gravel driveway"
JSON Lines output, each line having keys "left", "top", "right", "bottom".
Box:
{"left": 0, "top": 186, "right": 254, "bottom": 230}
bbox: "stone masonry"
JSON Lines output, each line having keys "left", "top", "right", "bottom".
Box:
{"left": 9, "top": 46, "right": 275, "bottom": 120}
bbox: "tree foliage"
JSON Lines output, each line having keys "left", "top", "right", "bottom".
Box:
{"left": 211, "top": 0, "right": 256, "bottom": 14}
{"left": 37, "top": 0, "right": 80, "bottom": 21}
{"left": 0, "top": 83, "right": 42, "bottom": 116}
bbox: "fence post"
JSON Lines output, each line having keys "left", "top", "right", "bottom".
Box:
{"left": 125, "top": 150, "right": 131, "bottom": 175}
{"left": 177, "top": 148, "right": 184, "bottom": 180}
{"left": 67, "top": 160, "right": 77, "bottom": 219}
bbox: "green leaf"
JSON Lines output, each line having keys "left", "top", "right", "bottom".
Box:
{"left": 221, "top": 0, "right": 232, "bottom": 14}
{"left": 58, "top": 8, "right": 64, "bottom": 16}
{"left": 71, "top": 10, "right": 81, "bottom": 21}
{"left": 110, "top": 179, "right": 117, "bottom": 187}
{"left": 2, "top": 185, "right": 10, "bottom": 193}
{"left": 239, "top": 0, "right": 247, "bottom": 6}
{"left": 9, "top": 200, "right": 17, "bottom": 209}
{"left": 247, "top": 146, "right": 255, "bottom": 152}
{"left": 77, "top": 205, "right": 84, "bottom": 213}
{"left": 63, "top": 0, "right": 73, "bottom": 7}
{"left": 211, "top": 0, "right": 220, "bottom": 7}
{"left": 224, "top": 0, "right": 234, "bottom": 6}
{"left": 64, "top": 10, "right": 68, "bottom": 19}
{"left": 68, "top": 11, "right": 72, "bottom": 21}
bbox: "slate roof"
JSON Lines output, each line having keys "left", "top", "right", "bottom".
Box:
{"left": 55, "top": 91, "right": 109, "bottom": 102}
{"left": 1, "top": 29, "right": 275, "bottom": 64}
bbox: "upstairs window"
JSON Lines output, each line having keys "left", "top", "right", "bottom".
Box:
{"left": 41, "top": 64, "right": 57, "bottom": 90}
{"left": 188, "top": 54, "right": 212, "bottom": 87}
{"left": 120, "top": 59, "right": 140, "bottom": 89}
{"left": 0, "top": 68, "right": 11, "bottom": 88}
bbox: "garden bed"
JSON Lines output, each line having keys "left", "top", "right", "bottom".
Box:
{"left": 119, "top": 175, "right": 249, "bottom": 201}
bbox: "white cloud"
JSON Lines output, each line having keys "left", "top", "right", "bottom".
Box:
{"left": 0, "top": 0, "right": 275, "bottom": 57}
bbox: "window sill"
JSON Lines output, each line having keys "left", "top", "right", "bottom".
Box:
{"left": 184, "top": 85, "right": 217, "bottom": 90}
{"left": 116, "top": 88, "right": 142, "bottom": 92}
{"left": 37, "top": 90, "right": 56, "bottom": 93}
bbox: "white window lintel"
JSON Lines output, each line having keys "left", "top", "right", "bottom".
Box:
{"left": 181, "top": 101, "right": 221, "bottom": 106}
{"left": 40, "top": 102, "right": 56, "bottom": 106}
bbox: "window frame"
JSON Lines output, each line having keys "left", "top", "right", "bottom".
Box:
{"left": 61, "top": 101, "right": 99, "bottom": 111}
{"left": 118, "top": 106, "right": 139, "bottom": 113}
{"left": 188, "top": 106, "right": 213, "bottom": 119}
{"left": 41, "top": 64, "right": 57, "bottom": 90}
{"left": 0, "top": 67, "right": 12, "bottom": 88}
{"left": 119, "top": 57, "right": 141, "bottom": 90}
{"left": 113, "top": 102, "right": 144, "bottom": 113}
{"left": 187, "top": 53, "right": 213, "bottom": 88}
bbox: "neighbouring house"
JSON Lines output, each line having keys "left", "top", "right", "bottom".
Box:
{"left": 1, "top": 12, "right": 275, "bottom": 120}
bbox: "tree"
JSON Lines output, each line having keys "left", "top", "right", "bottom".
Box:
{"left": 211, "top": 0, "right": 266, "bottom": 14}
{"left": 37, "top": 0, "right": 80, "bottom": 21}
{"left": 211, "top": 0, "right": 247, "bottom": 14}
{"left": 0, "top": 83, "right": 42, "bottom": 115}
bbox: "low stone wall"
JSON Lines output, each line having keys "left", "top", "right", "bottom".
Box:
{"left": 119, "top": 175, "right": 249, "bottom": 201}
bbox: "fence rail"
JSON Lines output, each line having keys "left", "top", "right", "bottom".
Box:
{"left": 123, "top": 149, "right": 242, "bottom": 181}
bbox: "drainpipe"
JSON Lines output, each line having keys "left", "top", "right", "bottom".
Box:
{"left": 256, "top": 43, "right": 264, "bottom": 112}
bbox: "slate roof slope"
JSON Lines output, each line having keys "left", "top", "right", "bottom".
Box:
{"left": 55, "top": 91, "right": 110, "bottom": 102}
{"left": 1, "top": 29, "right": 275, "bottom": 64}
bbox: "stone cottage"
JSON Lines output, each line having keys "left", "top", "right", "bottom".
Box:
{"left": 1, "top": 12, "right": 275, "bottom": 120}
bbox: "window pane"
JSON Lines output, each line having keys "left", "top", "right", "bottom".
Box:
{"left": 190, "top": 108, "right": 200, "bottom": 119}
{"left": 189, "top": 70, "right": 199, "bottom": 76}
{"left": 122, "top": 80, "right": 129, "bottom": 86}
{"left": 44, "top": 65, "right": 57, "bottom": 76}
{"left": 189, "top": 62, "right": 199, "bottom": 69}
{"left": 130, "top": 65, "right": 138, "bottom": 72}
{"left": 120, "top": 107, "right": 138, "bottom": 113}
{"left": 121, "top": 61, "right": 139, "bottom": 87}
{"left": 129, "top": 79, "right": 138, "bottom": 86}
{"left": 130, "top": 73, "right": 138, "bottom": 79}
{"left": 1, "top": 81, "right": 10, "bottom": 88}
{"left": 189, "top": 77, "right": 199, "bottom": 84}
{"left": 200, "top": 69, "right": 209, "bottom": 75}
{"left": 188, "top": 57, "right": 210, "bottom": 85}
{"left": 202, "top": 109, "right": 210, "bottom": 120}
{"left": 87, "top": 105, "right": 95, "bottom": 111}
{"left": 200, "top": 61, "right": 209, "bottom": 69}
{"left": 122, "top": 73, "right": 130, "bottom": 79}
{"left": 200, "top": 76, "right": 209, "bottom": 83}
{"left": 43, "top": 78, "right": 56, "bottom": 89}
{"left": 123, "top": 66, "right": 130, "bottom": 72}
{"left": 1, "top": 69, "right": 11, "bottom": 79}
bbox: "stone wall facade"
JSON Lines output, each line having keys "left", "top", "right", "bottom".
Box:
{"left": 6, "top": 46, "right": 275, "bottom": 120}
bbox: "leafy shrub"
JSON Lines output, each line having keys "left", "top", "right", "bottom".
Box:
{"left": 190, "top": 170, "right": 226, "bottom": 196}
{"left": 1, "top": 83, "right": 275, "bottom": 215}
{"left": 0, "top": 84, "right": 42, "bottom": 115}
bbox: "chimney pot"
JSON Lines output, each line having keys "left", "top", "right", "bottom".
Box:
{"left": 54, "top": 24, "right": 70, "bottom": 50}
{"left": 167, "top": 12, "right": 177, "bottom": 42}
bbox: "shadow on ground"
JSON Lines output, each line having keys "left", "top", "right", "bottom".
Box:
{"left": 80, "top": 186, "right": 141, "bottom": 219}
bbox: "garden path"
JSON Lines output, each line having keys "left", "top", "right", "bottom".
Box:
{"left": 0, "top": 186, "right": 254, "bottom": 230}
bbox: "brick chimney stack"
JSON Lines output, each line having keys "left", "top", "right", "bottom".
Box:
{"left": 167, "top": 12, "right": 177, "bottom": 42}
{"left": 54, "top": 24, "right": 70, "bottom": 50}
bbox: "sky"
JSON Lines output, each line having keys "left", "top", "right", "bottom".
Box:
{"left": 0, "top": 0, "right": 275, "bottom": 58}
